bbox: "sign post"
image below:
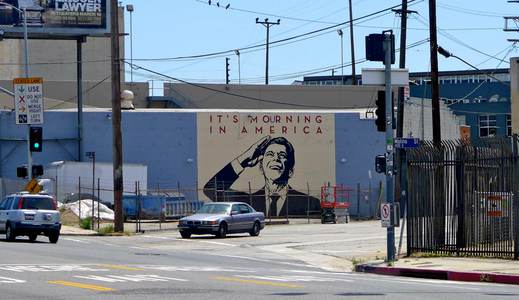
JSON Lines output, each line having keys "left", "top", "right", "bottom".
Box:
{"left": 383, "top": 31, "right": 396, "bottom": 262}
{"left": 381, "top": 203, "right": 391, "bottom": 227}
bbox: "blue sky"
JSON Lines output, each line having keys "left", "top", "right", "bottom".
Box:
{"left": 121, "top": 0, "right": 517, "bottom": 85}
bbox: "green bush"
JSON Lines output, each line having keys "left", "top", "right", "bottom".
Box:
{"left": 80, "top": 217, "right": 92, "bottom": 230}
{"left": 97, "top": 225, "right": 114, "bottom": 235}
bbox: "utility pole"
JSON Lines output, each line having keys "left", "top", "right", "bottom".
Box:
{"left": 110, "top": 0, "right": 124, "bottom": 233}
{"left": 256, "top": 18, "right": 280, "bottom": 85}
{"left": 337, "top": 29, "right": 344, "bottom": 85}
{"left": 348, "top": 0, "right": 357, "bottom": 85}
{"left": 429, "top": 0, "right": 441, "bottom": 144}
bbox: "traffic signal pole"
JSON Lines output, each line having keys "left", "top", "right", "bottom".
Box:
{"left": 384, "top": 31, "right": 396, "bottom": 262}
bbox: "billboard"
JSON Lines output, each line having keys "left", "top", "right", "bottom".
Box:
{"left": 0, "top": 0, "right": 110, "bottom": 37}
{"left": 197, "top": 112, "right": 336, "bottom": 216}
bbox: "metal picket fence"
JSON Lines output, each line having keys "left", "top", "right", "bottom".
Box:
{"left": 406, "top": 137, "right": 519, "bottom": 259}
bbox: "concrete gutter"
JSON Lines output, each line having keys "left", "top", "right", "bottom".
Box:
{"left": 355, "top": 263, "right": 519, "bottom": 285}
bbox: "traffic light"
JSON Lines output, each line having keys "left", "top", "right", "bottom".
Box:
{"left": 225, "top": 57, "right": 230, "bottom": 84}
{"left": 29, "top": 126, "right": 42, "bottom": 152}
{"left": 32, "top": 165, "right": 44, "bottom": 177}
{"left": 375, "top": 91, "right": 386, "bottom": 132}
{"left": 17, "top": 166, "right": 27, "bottom": 178}
{"left": 375, "top": 155, "right": 386, "bottom": 174}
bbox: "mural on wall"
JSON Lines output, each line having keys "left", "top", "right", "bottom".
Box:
{"left": 197, "top": 112, "right": 336, "bottom": 216}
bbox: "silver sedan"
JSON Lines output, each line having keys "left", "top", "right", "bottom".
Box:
{"left": 178, "top": 202, "right": 265, "bottom": 238}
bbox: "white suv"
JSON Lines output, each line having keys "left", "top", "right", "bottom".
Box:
{"left": 0, "top": 193, "right": 61, "bottom": 243}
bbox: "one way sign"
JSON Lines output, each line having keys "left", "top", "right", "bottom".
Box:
{"left": 14, "top": 77, "right": 44, "bottom": 125}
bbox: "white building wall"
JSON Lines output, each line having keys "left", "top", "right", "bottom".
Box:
{"left": 403, "top": 97, "right": 465, "bottom": 140}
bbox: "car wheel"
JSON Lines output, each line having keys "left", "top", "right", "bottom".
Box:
{"left": 48, "top": 231, "right": 59, "bottom": 244}
{"left": 180, "top": 231, "right": 191, "bottom": 239}
{"left": 216, "top": 223, "right": 227, "bottom": 238}
{"left": 28, "top": 233, "right": 37, "bottom": 243}
{"left": 5, "top": 224, "right": 16, "bottom": 242}
{"left": 249, "top": 221, "right": 261, "bottom": 237}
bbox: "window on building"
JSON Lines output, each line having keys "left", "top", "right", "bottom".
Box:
{"left": 507, "top": 114, "right": 512, "bottom": 137}
{"left": 479, "top": 115, "right": 497, "bottom": 137}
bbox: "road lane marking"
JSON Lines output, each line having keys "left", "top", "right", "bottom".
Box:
{"left": 140, "top": 234, "right": 237, "bottom": 247}
{"left": 48, "top": 280, "right": 114, "bottom": 292}
{"left": 177, "top": 239, "right": 237, "bottom": 247}
{"left": 98, "top": 264, "right": 143, "bottom": 271}
{"left": 208, "top": 253, "right": 319, "bottom": 269}
{"left": 211, "top": 276, "right": 302, "bottom": 288}
{"left": 236, "top": 275, "right": 352, "bottom": 283}
{"left": 0, "top": 277, "right": 26, "bottom": 284}
{"left": 137, "top": 265, "right": 255, "bottom": 273}
{"left": 75, "top": 274, "right": 188, "bottom": 283}
{"left": 0, "top": 265, "right": 109, "bottom": 273}
{"left": 62, "top": 238, "right": 90, "bottom": 244}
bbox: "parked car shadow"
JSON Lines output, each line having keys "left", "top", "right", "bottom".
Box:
{"left": 185, "top": 234, "right": 251, "bottom": 240}
{"left": 1, "top": 238, "right": 49, "bottom": 244}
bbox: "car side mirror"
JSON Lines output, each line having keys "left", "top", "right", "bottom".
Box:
{"left": 231, "top": 210, "right": 239, "bottom": 216}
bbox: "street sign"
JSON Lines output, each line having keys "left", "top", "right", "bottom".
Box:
{"left": 25, "top": 179, "right": 41, "bottom": 194}
{"left": 394, "top": 138, "right": 420, "bottom": 149}
{"left": 13, "top": 78, "right": 44, "bottom": 125}
{"left": 381, "top": 203, "right": 391, "bottom": 227}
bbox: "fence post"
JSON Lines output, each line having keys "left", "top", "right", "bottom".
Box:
{"left": 78, "top": 176, "right": 81, "bottom": 226}
{"left": 368, "top": 179, "right": 372, "bottom": 219}
{"left": 214, "top": 177, "right": 217, "bottom": 202}
{"left": 135, "top": 181, "right": 138, "bottom": 233}
{"left": 307, "top": 182, "right": 310, "bottom": 224}
{"left": 55, "top": 175, "right": 59, "bottom": 203}
{"left": 248, "top": 181, "right": 252, "bottom": 206}
{"left": 357, "top": 183, "right": 361, "bottom": 220}
{"left": 97, "top": 177, "right": 100, "bottom": 230}
{"left": 513, "top": 136, "right": 519, "bottom": 259}
{"left": 397, "top": 151, "right": 408, "bottom": 257}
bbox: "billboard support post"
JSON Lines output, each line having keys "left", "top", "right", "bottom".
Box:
{"left": 77, "top": 38, "right": 83, "bottom": 162}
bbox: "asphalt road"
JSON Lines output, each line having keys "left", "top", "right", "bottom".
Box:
{"left": 1, "top": 224, "right": 519, "bottom": 299}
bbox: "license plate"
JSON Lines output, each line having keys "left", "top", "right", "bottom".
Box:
{"left": 25, "top": 214, "right": 35, "bottom": 220}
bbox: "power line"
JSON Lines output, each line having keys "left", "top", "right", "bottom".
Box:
{"left": 194, "top": 0, "right": 341, "bottom": 25}
{"left": 436, "top": 2, "right": 506, "bottom": 18}
{"left": 132, "top": 0, "right": 421, "bottom": 62}
{"left": 414, "top": 15, "right": 511, "bottom": 65}
{"left": 123, "top": 60, "right": 374, "bottom": 109}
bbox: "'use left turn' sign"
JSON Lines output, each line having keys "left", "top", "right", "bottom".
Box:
{"left": 14, "top": 77, "right": 44, "bottom": 125}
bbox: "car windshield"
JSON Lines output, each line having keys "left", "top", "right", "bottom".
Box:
{"left": 21, "top": 197, "right": 54, "bottom": 210}
{"left": 197, "top": 203, "right": 230, "bottom": 214}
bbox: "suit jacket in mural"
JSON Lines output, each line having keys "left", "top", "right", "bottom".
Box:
{"left": 203, "top": 163, "right": 321, "bottom": 216}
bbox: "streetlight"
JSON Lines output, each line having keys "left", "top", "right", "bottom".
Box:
{"left": 126, "top": 4, "right": 134, "bottom": 84}
{"left": 438, "top": 46, "right": 504, "bottom": 83}
{"left": 337, "top": 29, "right": 344, "bottom": 85}
{"left": 0, "top": 1, "right": 31, "bottom": 178}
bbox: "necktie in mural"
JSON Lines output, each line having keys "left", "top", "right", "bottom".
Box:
{"left": 270, "top": 193, "right": 280, "bottom": 216}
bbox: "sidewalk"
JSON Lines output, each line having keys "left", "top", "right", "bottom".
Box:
{"left": 356, "top": 256, "right": 519, "bottom": 285}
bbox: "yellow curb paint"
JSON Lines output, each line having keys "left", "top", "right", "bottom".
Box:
{"left": 211, "top": 276, "right": 302, "bottom": 288}
{"left": 98, "top": 264, "right": 144, "bottom": 271}
{"left": 48, "top": 281, "right": 114, "bottom": 292}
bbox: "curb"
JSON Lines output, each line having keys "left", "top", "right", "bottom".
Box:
{"left": 355, "top": 264, "right": 519, "bottom": 285}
